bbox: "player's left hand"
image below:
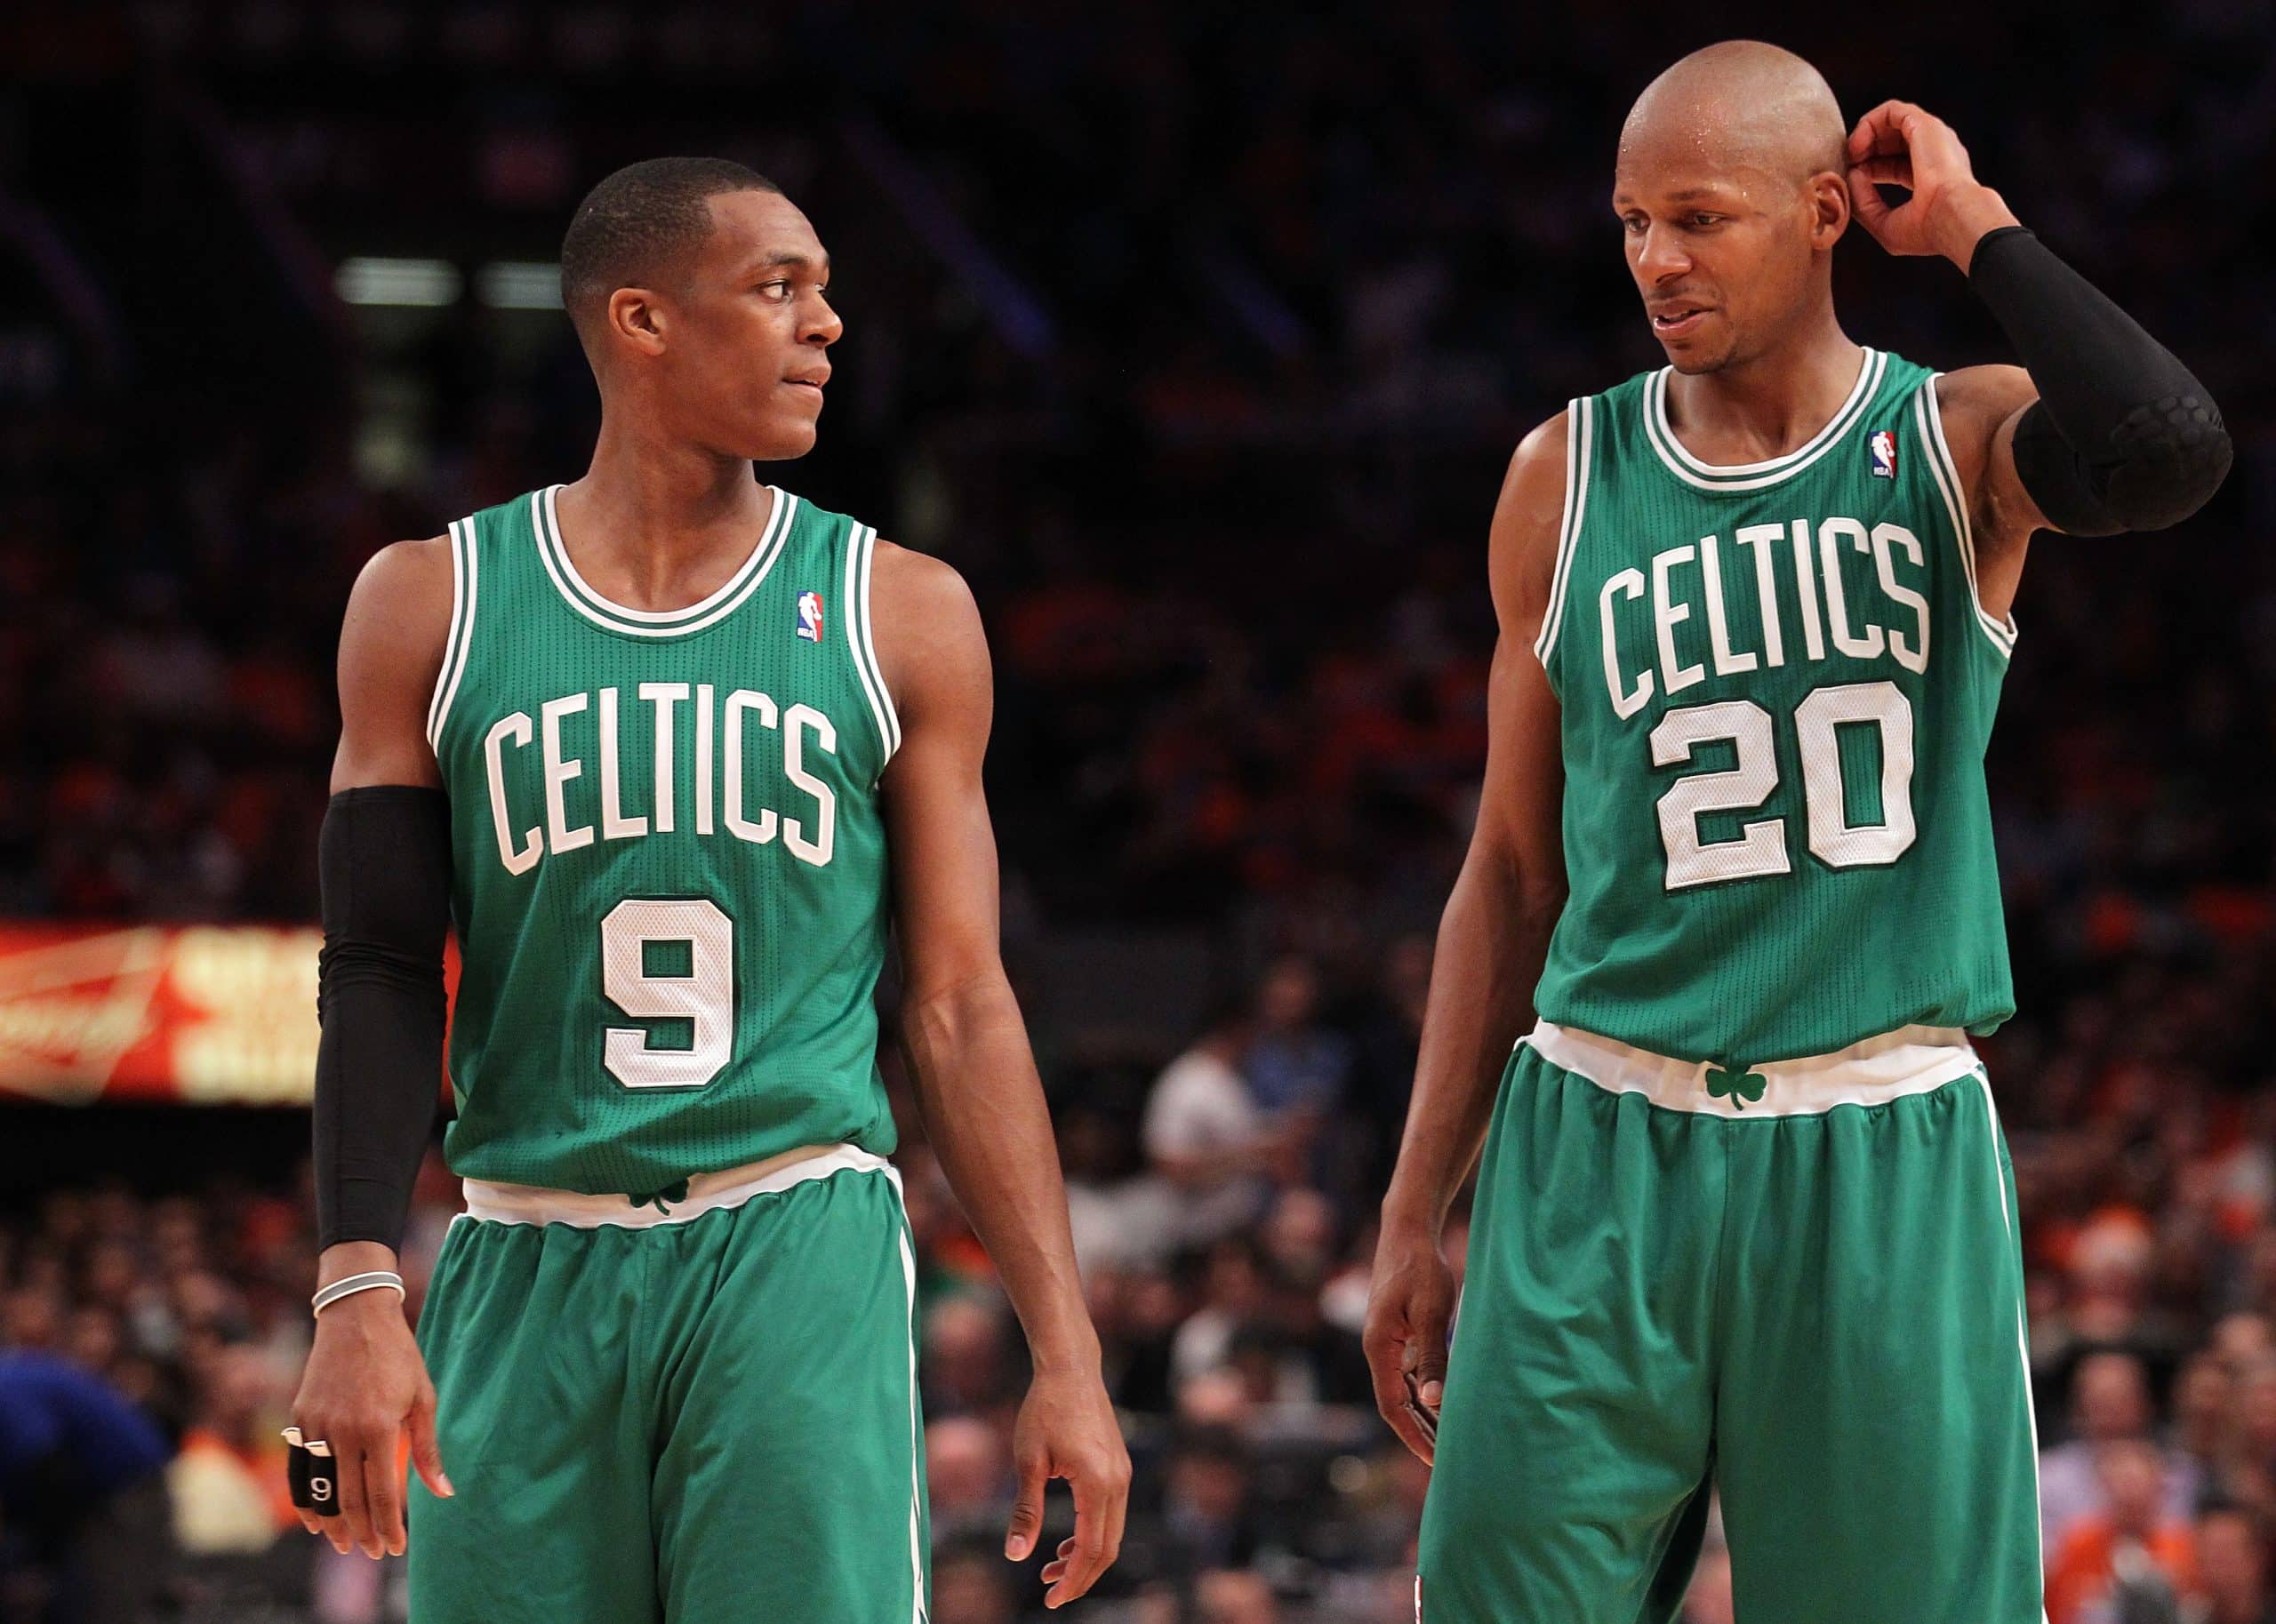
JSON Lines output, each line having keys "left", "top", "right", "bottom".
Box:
{"left": 1006, "top": 1365, "right": 1130, "bottom": 1610}
{"left": 1846, "top": 100, "right": 2021, "bottom": 268}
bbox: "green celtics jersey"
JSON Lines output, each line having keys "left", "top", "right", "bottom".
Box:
{"left": 428, "top": 484, "right": 901, "bottom": 1196}
{"left": 1531, "top": 349, "right": 2016, "bottom": 1066}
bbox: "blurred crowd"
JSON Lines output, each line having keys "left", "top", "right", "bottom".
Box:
{"left": 9, "top": 1, "right": 2276, "bottom": 1621}
{"left": 17, "top": 939, "right": 2276, "bottom": 1622}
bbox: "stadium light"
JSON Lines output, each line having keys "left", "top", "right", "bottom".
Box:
{"left": 335, "top": 256, "right": 463, "bottom": 308}
{"left": 477, "top": 261, "right": 565, "bottom": 309}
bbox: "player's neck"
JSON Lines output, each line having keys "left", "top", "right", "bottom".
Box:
{"left": 558, "top": 418, "right": 778, "bottom": 610}
{"left": 1663, "top": 311, "right": 1863, "bottom": 466}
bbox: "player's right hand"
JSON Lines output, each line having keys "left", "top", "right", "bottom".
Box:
{"left": 288, "top": 1292, "right": 452, "bottom": 1558}
{"left": 1362, "top": 1220, "right": 1458, "bottom": 1465}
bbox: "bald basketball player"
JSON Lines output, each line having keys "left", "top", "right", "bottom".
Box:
{"left": 1364, "top": 42, "right": 2227, "bottom": 1624}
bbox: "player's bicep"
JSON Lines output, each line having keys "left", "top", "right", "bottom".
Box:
{"left": 874, "top": 548, "right": 1004, "bottom": 998}
{"left": 1470, "top": 417, "right": 1570, "bottom": 893}
{"left": 1936, "top": 366, "right": 2044, "bottom": 623}
{"left": 1471, "top": 621, "right": 1567, "bottom": 897}
{"left": 332, "top": 537, "right": 454, "bottom": 793}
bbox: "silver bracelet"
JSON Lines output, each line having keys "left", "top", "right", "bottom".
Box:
{"left": 311, "top": 1270, "right": 405, "bottom": 1317}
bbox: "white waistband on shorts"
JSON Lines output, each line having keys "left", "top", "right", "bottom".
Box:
{"left": 1521, "top": 1020, "right": 1983, "bottom": 1118}
{"left": 457, "top": 1142, "right": 895, "bottom": 1228}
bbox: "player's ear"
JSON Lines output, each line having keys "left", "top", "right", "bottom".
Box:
{"left": 1807, "top": 170, "right": 1850, "bottom": 251}
{"left": 605, "top": 287, "right": 669, "bottom": 357}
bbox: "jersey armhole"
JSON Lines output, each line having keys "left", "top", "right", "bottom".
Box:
{"left": 1916, "top": 379, "right": 2018, "bottom": 660}
{"left": 844, "top": 524, "right": 902, "bottom": 768}
{"left": 1529, "top": 396, "right": 1593, "bottom": 673}
{"left": 424, "top": 517, "right": 480, "bottom": 751}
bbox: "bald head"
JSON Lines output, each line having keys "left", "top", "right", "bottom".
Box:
{"left": 1610, "top": 41, "right": 1854, "bottom": 372}
{"left": 1621, "top": 41, "right": 1846, "bottom": 189}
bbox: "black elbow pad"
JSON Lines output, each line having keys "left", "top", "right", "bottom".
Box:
{"left": 2012, "top": 395, "right": 2232, "bottom": 537}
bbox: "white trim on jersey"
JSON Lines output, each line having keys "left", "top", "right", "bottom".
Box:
{"left": 532, "top": 483, "right": 798, "bottom": 638}
{"left": 1531, "top": 396, "right": 1593, "bottom": 669}
{"left": 1522, "top": 1018, "right": 1983, "bottom": 1118}
{"left": 1917, "top": 379, "right": 2019, "bottom": 658}
{"left": 455, "top": 1141, "right": 890, "bottom": 1228}
{"left": 893, "top": 1174, "right": 931, "bottom": 1624}
{"left": 1642, "top": 348, "right": 1886, "bottom": 492}
{"left": 1975, "top": 1076, "right": 2052, "bottom": 1621}
{"left": 426, "top": 519, "right": 480, "bottom": 750}
{"left": 845, "top": 524, "right": 902, "bottom": 765}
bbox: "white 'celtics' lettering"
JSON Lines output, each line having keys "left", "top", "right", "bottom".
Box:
{"left": 1599, "top": 516, "right": 1932, "bottom": 713}
{"left": 638, "top": 682, "right": 685, "bottom": 832}
{"left": 597, "top": 687, "right": 646, "bottom": 840}
{"left": 1599, "top": 569, "right": 1652, "bottom": 720}
{"left": 782, "top": 704, "right": 837, "bottom": 866}
{"left": 541, "top": 693, "right": 593, "bottom": 854}
{"left": 1651, "top": 544, "right": 1705, "bottom": 696}
{"left": 723, "top": 689, "right": 778, "bottom": 844}
{"left": 485, "top": 713, "right": 541, "bottom": 876}
{"left": 483, "top": 685, "right": 841, "bottom": 876}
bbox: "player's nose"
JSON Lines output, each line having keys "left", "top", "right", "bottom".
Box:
{"left": 1636, "top": 223, "right": 1691, "bottom": 283}
{"left": 804, "top": 294, "right": 843, "bottom": 348}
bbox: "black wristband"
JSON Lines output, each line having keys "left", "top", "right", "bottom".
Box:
{"left": 313, "top": 786, "right": 452, "bottom": 1251}
{"left": 1967, "top": 226, "right": 2229, "bottom": 533}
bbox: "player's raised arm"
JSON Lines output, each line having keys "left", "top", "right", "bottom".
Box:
{"left": 870, "top": 542, "right": 1130, "bottom": 1611}
{"left": 1847, "top": 100, "right": 2231, "bottom": 606}
{"left": 1363, "top": 413, "right": 1570, "bottom": 1465}
{"left": 288, "top": 536, "right": 458, "bottom": 1560}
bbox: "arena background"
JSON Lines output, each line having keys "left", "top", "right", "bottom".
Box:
{"left": 4, "top": 4, "right": 2272, "bottom": 1621}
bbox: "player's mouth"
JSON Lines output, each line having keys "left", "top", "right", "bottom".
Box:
{"left": 785, "top": 371, "right": 829, "bottom": 397}
{"left": 1650, "top": 304, "right": 1711, "bottom": 340}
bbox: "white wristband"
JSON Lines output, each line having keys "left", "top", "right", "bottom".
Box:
{"left": 311, "top": 1270, "right": 405, "bottom": 1317}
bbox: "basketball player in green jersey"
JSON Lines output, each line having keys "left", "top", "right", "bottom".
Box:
{"left": 284, "top": 159, "right": 1129, "bottom": 1620}
{"left": 1364, "top": 43, "right": 2228, "bottom": 1624}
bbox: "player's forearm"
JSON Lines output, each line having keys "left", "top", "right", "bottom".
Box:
{"left": 1382, "top": 842, "right": 1560, "bottom": 1236}
{"left": 902, "top": 971, "right": 1101, "bottom": 1373}
{"left": 1957, "top": 211, "right": 2230, "bottom": 533}
{"left": 312, "top": 788, "right": 453, "bottom": 1252}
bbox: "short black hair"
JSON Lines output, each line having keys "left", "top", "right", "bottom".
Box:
{"left": 558, "top": 156, "right": 781, "bottom": 332}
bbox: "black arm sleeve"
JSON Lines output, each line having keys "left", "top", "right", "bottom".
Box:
{"left": 313, "top": 786, "right": 453, "bottom": 1251}
{"left": 1967, "top": 226, "right": 2231, "bottom": 535}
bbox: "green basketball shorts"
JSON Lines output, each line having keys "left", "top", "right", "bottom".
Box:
{"left": 405, "top": 1144, "right": 928, "bottom": 1624}
{"left": 1416, "top": 1022, "right": 2043, "bottom": 1624}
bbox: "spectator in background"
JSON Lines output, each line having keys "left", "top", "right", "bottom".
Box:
{"left": 2191, "top": 1506, "right": 2276, "bottom": 1624}
{"left": 1195, "top": 1567, "right": 1278, "bottom": 1624}
{"left": 926, "top": 1415, "right": 1014, "bottom": 1548}
{"left": 2227, "top": 1364, "right": 2276, "bottom": 1509}
{"left": 2172, "top": 1353, "right": 2239, "bottom": 1498}
{"left": 0, "top": 1350, "right": 174, "bottom": 1624}
{"left": 1243, "top": 956, "right": 1350, "bottom": 1120}
{"left": 931, "top": 1536, "right": 1017, "bottom": 1624}
{"left": 168, "top": 1340, "right": 298, "bottom": 1554}
{"left": 2048, "top": 1439, "right": 2198, "bottom": 1624}
{"left": 923, "top": 1294, "right": 1018, "bottom": 1420}
{"left": 1170, "top": 1240, "right": 1272, "bottom": 1391}
{"left": 1157, "top": 1428, "right": 1261, "bottom": 1580}
{"left": 2216, "top": 1318, "right": 2276, "bottom": 1374}
{"left": 2045, "top": 1352, "right": 2200, "bottom": 1548}
{"left": 1143, "top": 1000, "right": 1280, "bottom": 1252}
{"left": 1345, "top": 932, "right": 1432, "bottom": 1197}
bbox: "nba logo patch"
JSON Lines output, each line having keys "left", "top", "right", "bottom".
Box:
{"left": 795, "top": 589, "right": 825, "bottom": 643}
{"left": 1869, "top": 428, "right": 1897, "bottom": 479}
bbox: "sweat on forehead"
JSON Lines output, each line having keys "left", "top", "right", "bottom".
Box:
{"left": 1617, "top": 41, "right": 1847, "bottom": 190}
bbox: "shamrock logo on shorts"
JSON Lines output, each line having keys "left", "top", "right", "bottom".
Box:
{"left": 1705, "top": 1065, "right": 1767, "bottom": 1109}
